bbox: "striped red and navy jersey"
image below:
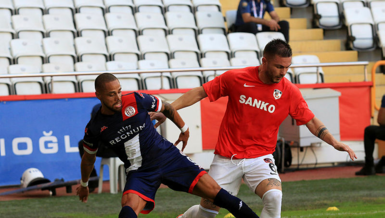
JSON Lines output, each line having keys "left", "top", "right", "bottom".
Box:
{"left": 83, "top": 92, "right": 176, "bottom": 171}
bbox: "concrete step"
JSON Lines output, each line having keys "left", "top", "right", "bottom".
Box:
{"left": 290, "top": 40, "right": 341, "bottom": 53}
{"left": 265, "top": 7, "right": 291, "bottom": 19}
{"left": 322, "top": 66, "right": 366, "bottom": 76}
{"left": 376, "top": 73, "right": 385, "bottom": 85}
{"left": 293, "top": 51, "right": 358, "bottom": 63}
{"left": 376, "top": 86, "right": 385, "bottom": 99}
{"left": 290, "top": 29, "right": 323, "bottom": 41}
{"left": 286, "top": 18, "right": 308, "bottom": 29}
{"left": 324, "top": 74, "right": 367, "bottom": 83}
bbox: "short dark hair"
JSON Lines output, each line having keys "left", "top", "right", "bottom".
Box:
{"left": 95, "top": 73, "right": 118, "bottom": 91}
{"left": 263, "top": 39, "right": 292, "bottom": 60}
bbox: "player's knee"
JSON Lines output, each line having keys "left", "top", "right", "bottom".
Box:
{"left": 261, "top": 189, "right": 282, "bottom": 218}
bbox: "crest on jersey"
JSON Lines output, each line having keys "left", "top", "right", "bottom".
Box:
{"left": 273, "top": 89, "right": 282, "bottom": 100}
{"left": 124, "top": 106, "right": 136, "bottom": 117}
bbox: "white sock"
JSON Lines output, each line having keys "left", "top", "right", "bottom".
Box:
{"left": 179, "top": 205, "right": 218, "bottom": 218}
{"left": 260, "top": 189, "right": 282, "bottom": 218}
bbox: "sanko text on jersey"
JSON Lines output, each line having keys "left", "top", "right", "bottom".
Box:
{"left": 239, "top": 95, "right": 276, "bottom": 113}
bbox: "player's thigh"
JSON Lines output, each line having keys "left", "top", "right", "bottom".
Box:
{"left": 121, "top": 193, "right": 147, "bottom": 214}
{"left": 208, "top": 155, "right": 244, "bottom": 196}
{"left": 243, "top": 154, "right": 282, "bottom": 198}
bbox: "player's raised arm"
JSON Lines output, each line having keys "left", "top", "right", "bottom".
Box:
{"left": 305, "top": 116, "right": 357, "bottom": 161}
{"left": 171, "top": 86, "right": 208, "bottom": 110}
{"left": 160, "top": 100, "right": 190, "bottom": 151}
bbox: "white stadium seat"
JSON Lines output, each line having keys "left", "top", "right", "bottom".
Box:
{"left": 0, "top": 43, "right": 12, "bottom": 67}
{"left": 43, "top": 37, "right": 77, "bottom": 66}
{"left": 225, "top": 10, "right": 237, "bottom": 30}
{"left": 163, "top": 0, "right": 192, "bottom": 12}
{"left": 0, "top": 66, "right": 12, "bottom": 95}
{"left": 368, "top": 0, "right": 385, "bottom": 8}
{"left": 43, "top": 14, "right": 76, "bottom": 45}
{"left": 340, "top": 0, "right": 365, "bottom": 9}
{"left": 105, "top": 12, "right": 138, "bottom": 39}
{"left": 11, "top": 39, "right": 45, "bottom": 69}
{"left": 167, "top": 34, "right": 200, "bottom": 60}
{"left": 312, "top": 0, "right": 342, "bottom": 29}
{"left": 227, "top": 33, "right": 260, "bottom": 59}
{"left": 75, "top": 61, "right": 106, "bottom": 92}
{"left": 169, "top": 58, "right": 202, "bottom": 88}
{"left": 135, "top": 12, "right": 168, "bottom": 36}
{"left": 104, "top": 0, "right": 134, "bottom": 14}
{"left": 0, "top": 14, "right": 15, "bottom": 41}
{"left": 74, "top": 13, "right": 108, "bottom": 43}
{"left": 138, "top": 59, "right": 172, "bottom": 90}
{"left": 344, "top": 7, "right": 376, "bottom": 51}
{"left": 12, "top": 14, "right": 45, "bottom": 40}
{"left": 137, "top": 35, "right": 170, "bottom": 62}
{"left": 195, "top": 11, "right": 226, "bottom": 34}
{"left": 13, "top": 0, "right": 44, "bottom": 18}
{"left": 197, "top": 34, "right": 230, "bottom": 60}
{"left": 256, "top": 32, "right": 286, "bottom": 53}
{"left": 74, "top": 0, "right": 105, "bottom": 15}
{"left": 200, "top": 57, "right": 230, "bottom": 82}
{"left": 192, "top": 0, "right": 221, "bottom": 12}
{"left": 165, "top": 11, "right": 197, "bottom": 36}
{"left": 9, "top": 64, "right": 44, "bottom": 95}
{"left": 292, "top": 55, "right": 324, "bottom": 84}
{"left": 133, "top": 0, "right": 164, "bottom": 14}
{"left": 42, "top": 63, "right": 77, "bottom": 93}
{"left": 106, "top": 36, "right": 141, "bottom": 63}
{"left": 230, "top": 57, "right": 260, "bottom": 67}
{"left": 44, "top": 0, "right": 75, "bottom": 21}
{"left": 283, "top": 0, "right": 310, "bottom": 8}
{"left": 378, "top": 30, "right": 385, "bottom": 57}
{"left": 75, "top": 37, "right": 109, "bottom": 63}
{"left": 106, "top": 61, "right": 141, "bottom": 91}
{"left": 371, "top": 7, "right": 385, "bottom": 31}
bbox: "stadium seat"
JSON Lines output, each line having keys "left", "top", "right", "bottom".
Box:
{"left": 256, "top": 32, "right": 286, "bottom": 53}
{"left": 9, "top": 64, "right": 44, "bottom": 95}
{"left": 42, "top": 63, "right": 77, "bottom": 93}
{"left": 98, "top": 157, "right": 125, "bottom": 194}
{"left": 340, "top": 0, "right": 365, "bottom": 9}
{"left": 44, "top": 0, "right": 75, "bottom": 21}
{"left": 0, "top": 66, "right": 12, "bottom": 95}
{"left": 285, "top": 68, "right": 295, "bottom": 83}
{"left": 138, "top": 59, "right": 172, "bottom": 90}
{"left": 11, "top": 39, "right": 45, "bottom": 69}
{"left": 74, "top": 13, "right": 108, "bottom": 43}
{"left": 0, "top": 43, "right": 12, "bottom": 67}
{"left": 192, "top": 0, "right": 221, "bottom": 12}
{"left": 137, "top": 35, "right": 170, "bottom": 62}
{"left": 312, "top": 0, "right": 342, "bottom": 29}
{"left": 43, "top": 14, "right": 76, "bottom": 45}
{"left": 227, "top": 33, "right": 260, "bottom": 59}
{"left": 104, "top": 0, "right": 134, "bottom": 14}
{"left": 75, "top": 61, "right": 106, "bottom": 92}
{"left": 0, "top": 15, "right": 15, "bottom": 44}
{"left": 344, "top": 7, "right": 376, "bottom": 51}
{"left": 292, "top": 55, "right": 324, "bottom": 84}
{"left": 106, "top": 61, "right": 141, "bottom": 91}
{"left": 163, "top": 0, "right": 192, "bottom": 12}
{"left": 195, "top": 11, "right": 226, "bottom": 34}
{"left": 75, "top": 37, "right": 109, "bottom": 63}
{"left": 197, "top": 34, "right": 230, "bottom": 60}
{"left": 13, "top": 0, "right": 44, "bottom": 18}
{"left": 43, "top": 37, "right": 77, "bottom": 66}
{"left": 230, "top": 57, "right": 260, "bottom": 67}
{"left": 165, "top": 11, "right": 197, "bottom": 36}
{"left": 368, "top": 0, "right": 385, "bottom": 8}
{"left": 225, "top": 10, "right": 237, "bottom": 31}
{"left": 74, "top": 0, "right": 105, "bottom": 15}
{"left": 166, "top": 34, "right": 200, "bottom": 60}
{"left": 12, "top": 14, "right": 45, "bottom": 40}
{"left": 371, "top": 7, "right": 385, "bottom": 32}
{"left": 0, "top": 0, "right": 13, "bottom": 17}
{"left": 135, "top": 12, "right": 168, "bottom": 36}
{"left": 283, "top": 0, "right": 310, "bottom": 8}
{"left": 105, "top": 12, "right": 138, "bottom": 39}
{"left": 106, "top": 36, "right": 141, "bottom": 63}
{"left": 169, "top": 58, "right": 203, "bottom": 88}
{"left": 133, "top": 0, "right": 164, "bottom": 14}
{"left": 200, "top": 57, "right": 230, "bottom": 82}
{"left": 378, "top": 30, "right": 385, "bottom": 57}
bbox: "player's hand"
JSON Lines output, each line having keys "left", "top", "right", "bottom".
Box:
{"left": 267, "top": 20, "right": 280, "bottom": 31}
{"left": 174, "top": 129, "right": 190, "bottom": 152}
{"left": 333, "top": 142, "right": 357, "bottom": 161}
{"left": 76, "top": 185, "right": 89, "bottom": 203}
{"left": 149, "top": 112, "right": 167, "bottom": 128}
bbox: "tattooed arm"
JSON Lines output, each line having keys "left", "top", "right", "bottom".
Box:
{"left": 160, "top": 100, "right": 190, "bottom": 151}
{"left": 306, "top": 117, "right": 357, "bottom": 161}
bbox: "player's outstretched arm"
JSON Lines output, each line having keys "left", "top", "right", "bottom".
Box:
{"left": 77, "top": 151, "right": 96, "bottom": 203}
{"left": 171, "top": 86, "right": 208, "bottom": 110}
{"left": 161, "top": 100, "right": 190, "bottom": 151}
{"left": 306, "top": 116, "right": 357, "bottom": 161}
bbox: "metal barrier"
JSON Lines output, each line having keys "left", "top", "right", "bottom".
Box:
{"left": 370, "top": 60, "right": 385, "bottom": 116}
{"left": 0, "top": 61, "right": 369, "bottom": 93}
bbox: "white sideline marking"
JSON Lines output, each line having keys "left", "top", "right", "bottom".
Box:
{"left": 282, "top": 210, "right": 385, "bottom": 218}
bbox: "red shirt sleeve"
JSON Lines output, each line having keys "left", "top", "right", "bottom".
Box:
{"left": 203, "top": 71, "right": 232, "bottom": 102}
{"left": 289, "top": 85, "right": 315, "bottom": 126}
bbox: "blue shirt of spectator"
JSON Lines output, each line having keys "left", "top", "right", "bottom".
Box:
{"left": 235, "top": 0, "right": 275, "bottom": 26}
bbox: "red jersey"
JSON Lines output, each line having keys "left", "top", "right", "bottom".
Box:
{"left": 203, "top": 66, "right": 314, "bottom": 159}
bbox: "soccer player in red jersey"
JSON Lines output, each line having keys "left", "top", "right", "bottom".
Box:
{"left": 153, "top": 39, "right": 357, "bottom": 218}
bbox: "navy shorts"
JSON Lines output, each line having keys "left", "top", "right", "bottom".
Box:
{"left": 123, "top": 150, "right": 206, "bottom": 214}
